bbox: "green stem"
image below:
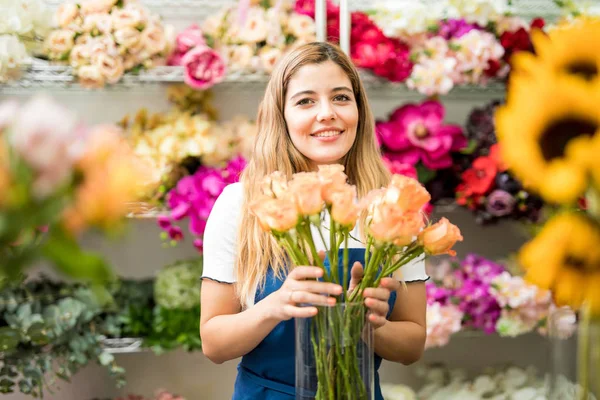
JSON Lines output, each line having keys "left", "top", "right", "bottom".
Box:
{"left": 300, "top": 218, "right": 331, "bottom": 281}
{"left": 342, "top": 231, "right": 349, "bottom": 302}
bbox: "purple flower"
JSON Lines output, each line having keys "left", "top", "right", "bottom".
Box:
{"left": 437, "top": 19, "right": 479, "bottom": 40}
{"left": 486, "top": 189, "right": 516, "bottom": 217}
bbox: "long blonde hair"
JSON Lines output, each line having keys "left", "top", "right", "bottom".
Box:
{"left": 235, "top": 42, "right": 390, "bottom": 306}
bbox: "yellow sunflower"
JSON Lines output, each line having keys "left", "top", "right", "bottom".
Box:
{"left": 496, "top": 75, "right": 600, "bottom": 204}
{"left": 519, "top": 212, "right": 600, "bottom": 315}
{"left": 511, "top": 17, "right": 600, "bottom": 83}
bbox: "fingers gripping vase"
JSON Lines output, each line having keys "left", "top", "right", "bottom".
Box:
{"left": 295, "top": 303, "right": 374, "bottom": 400}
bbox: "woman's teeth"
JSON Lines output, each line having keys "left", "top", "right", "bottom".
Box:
{"left": 311, "top": 130, "right": 343, "bottom": 137}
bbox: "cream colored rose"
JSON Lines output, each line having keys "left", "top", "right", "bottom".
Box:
{"left": 111, "top": 8, "right": 144, "bottom": 30}
{"left": 114, "top": 27, "right": 141, "bottom": 50}
{"left": 80, "top": 0, "right": 118, "bottom": 16}
{"left": 89, "top": 36, "right": 118, "bottom": 59}
{"left": 45, "top": 29, "right": 75, "bottom": 59}
{"left": 140, "top": 22, "right": 167, "bottom": 56}
{"left": 94, "top": 53, "right": 124, "bottom": 84}
{"left": 56, "top": 3, "right": 79, "bottom": 29}
{"left": 222, "top": 45, "right": 254, "bottom": 71}
{"left": 202, "top": 13, "right": 224, "bottom": 38}
{"left": 239, "top": 7, "right": 268, "bottom": 43}
{"left": 287, "top": 14, "right": 316, "bottom": 40}
{"left": 75, "top": 33, "right": 92, "bottom": 46}
{"left": 69, "top": 44, "right": 91, "bottom": 67}
{"left": 122, "top": 53, "right": 139, "bottom": 70}
{"left": 77, "top": 64, "right": 105, "bottom": 89}
{"left": 82, "top": 14, "right": 113, "bottom": 35}
{"left": 259, "top": 46, "right": 282, "bottom": 73}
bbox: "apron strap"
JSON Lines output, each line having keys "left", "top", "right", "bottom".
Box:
{"left": 238, "top": 365, "right": 296, "bottom": 396}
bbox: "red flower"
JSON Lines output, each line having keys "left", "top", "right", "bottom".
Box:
{"left": 500, "top": 18, "right": 545, "bottom": 64}
{"left": 460, "top": 156, "right": 497, "bottom": 196}
{"left": 488, "top": 144, "right": 507, "bottom": 172}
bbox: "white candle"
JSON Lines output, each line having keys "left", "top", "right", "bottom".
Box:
{"left": 315, "top": 0, "right": 327, "bottom": 42}
{"left": 339, "top": 0, "right": 350, "bottom": 55}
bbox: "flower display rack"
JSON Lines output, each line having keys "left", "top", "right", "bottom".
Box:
{"left": 1, "top": 63, "right": 508, "bottom": 98}
{"left": 39, "top": 0, "right": 564, "bottom": 21}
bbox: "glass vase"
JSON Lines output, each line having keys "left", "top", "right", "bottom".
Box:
{"left": 295, "top": 302, "right": 374, "bottom": 400}
{"left": 548, "top": 306, "right": 600, "bottom": 400}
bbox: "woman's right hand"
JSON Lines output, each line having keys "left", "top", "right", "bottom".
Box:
{"left": 266, "top": 266, "right": 343, "bottom": 321}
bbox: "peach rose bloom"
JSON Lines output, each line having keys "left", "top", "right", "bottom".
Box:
{"left": 250, "top": 196, "right": 299, "bottom": 233}
{"left": 45, "top": 29, "right": 76, "bottom": 59}
{"left": 141, "top": 22, "right": 167, "bottom": 56}
{"left": 114, "top": 27, "right": 141, "bottom": 50}
{"left": 289, "top": 172, "right": 324, "bottom": 216}
{"left": 369, "top": 204, "right": 424, "bottom": 244}
{"left": 80, "top": 0, "right": 118, "bottom": 16}
{"left": 385, "top": 174, "right": 431, "bottom": 212}
{"left": 329, "top": 186, "right": 361, "bottom": 228}
{"left": 418, "top": 217, "right": 463, "bottom": 256}
{"left": 94, "top": 53, "right": 125, "bottom": 84}
{"left": 317, "top": 164, "right": 348, "bottom": 204}
{"left": 259, "top": 46, "right": 282, "bottom": 73}
{"left": 82, "top": 14, "right": 113, "bottom": 35}
{"left": 222, "top": 45, "right": 254, "bottom": 71}
{"left": 261, "top": 171, "right": 289, "bottom": 199}
{"left": 111, "top": 8, "right": 145, "bottom": 30}
{"left": 287, "top": 13, "right": 316, "bottom": 40}
{"left": 56, "top": 3, "right": 79, "bottom": 28}
{"left": 69, "top": 44, "right": 92, "bottom": 68}
{"left": 77, "top": 64, "right": 105, "bottom": 89}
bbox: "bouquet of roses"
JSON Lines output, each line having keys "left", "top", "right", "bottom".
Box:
{"left": 44, "top": 0, "right": 174, "bottom": 88}
{"left": 250, "top": 165, "right": 462, "bottom": 399}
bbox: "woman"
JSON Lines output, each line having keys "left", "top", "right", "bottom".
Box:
{"left": 200, "top": 42, "right": 428, "bottom": 399}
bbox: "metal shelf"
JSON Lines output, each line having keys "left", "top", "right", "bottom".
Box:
{"left": 0, "top": 62, "right": 507, "bottom": 98}
{"left": 101, "top": 337, "right": 147, "bottom": 354}
{"left": 39, "top": 0, "right": 565, "bottom": 21}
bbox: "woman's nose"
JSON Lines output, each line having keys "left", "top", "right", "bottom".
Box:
{"left": 316, "top": 101, "right": 336, "bottom": 121}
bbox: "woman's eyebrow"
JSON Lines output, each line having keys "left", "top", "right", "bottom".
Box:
{"left": 289, "top": 86, "right": 353, "bottom": 100}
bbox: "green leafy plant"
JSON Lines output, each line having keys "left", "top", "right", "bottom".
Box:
{"left": 0, "top": 279, "right": 126, "bottom": 397}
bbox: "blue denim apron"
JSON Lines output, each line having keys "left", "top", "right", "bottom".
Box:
{"left": 232, "top": 248, "right": 396, "bottom": 400}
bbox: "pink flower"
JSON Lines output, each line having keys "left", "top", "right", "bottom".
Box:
{"left": 167, "top": 24, "right": 206, "bottom": 66}
{"left": 181, "top": 45, "right": 226, "bottom": 90}
{"left": 294, "top": 0, "right": 339, "bottom": 19}
{"left": 425, "top": 302, "right": 463, "bottom": 348}
{"left": 158, "top": 157, "right": 246, "bottom": 252}
{"left": 376, "top": 100, "right": 467, "bottom": 170}
{"left": 382, "top": 156, "right": 417, "bottom": 180}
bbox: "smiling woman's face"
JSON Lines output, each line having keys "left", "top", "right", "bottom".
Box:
{"left": 284, "top": 60, "right": 359, "bottom": 169}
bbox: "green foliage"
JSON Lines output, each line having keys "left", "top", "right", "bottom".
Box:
{"left": 0, "top": 256, "right": 204, "bottom": 397}
{"left": 154, "top": 258, "right": 202, "bottom": 310}
{"left": 0, "top": 279, "right": 125, "bottom": 397}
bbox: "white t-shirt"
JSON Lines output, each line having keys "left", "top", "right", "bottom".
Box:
{"left": 201, "top": 182, "right": 430, "bottom": 306}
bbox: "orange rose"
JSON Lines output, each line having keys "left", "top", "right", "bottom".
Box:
{"left": 418, "top": 217, "right": 463, "bottom": 256}
{"left": 260, "top": 171, "right": 289, "bottom": 199}
{"left": 250, "top": 196, "right": 299, "bottom": 233}
{"left": 317, "top": 164, "right": 348, "bottom": 204}
{"left": 368, "top": 204, "right": 424, "bottom": 244}
{"left": 289, "top": 172, "right": 324, "bottom": 216}
{"left": 329, "top": 186, "right": 361, "bottom": 228}
{"left": 385, "top": 174, "right": 431, "bottom": 212}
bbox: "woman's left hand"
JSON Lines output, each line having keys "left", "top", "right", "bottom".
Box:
{"left": 348, "top": 262, "right": 400, "bottom": 329}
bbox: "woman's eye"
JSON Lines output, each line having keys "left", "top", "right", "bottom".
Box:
{"left": 296, "top": 98, "right": 313, "bottom": 106}
{"left": 334, "top": 94, "right": 351, "bottom": 102}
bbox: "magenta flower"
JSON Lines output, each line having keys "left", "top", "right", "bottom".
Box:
{"left": 294, "top": 0, "right": 339, "bottom": 19}
{"left": 376, "top": 100, "right": 467, "bottom": 170}
{"left": 158, "top": 156, "right": 246, "bottom": 252}
{"left": 181, "top": 45, "right": 226, "bottom": 90}
{"left": 168, "top": 24, "right": 206, "bottom": 66}
{"left": 437, "top": 18, "right": 479, "bottom": 39}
